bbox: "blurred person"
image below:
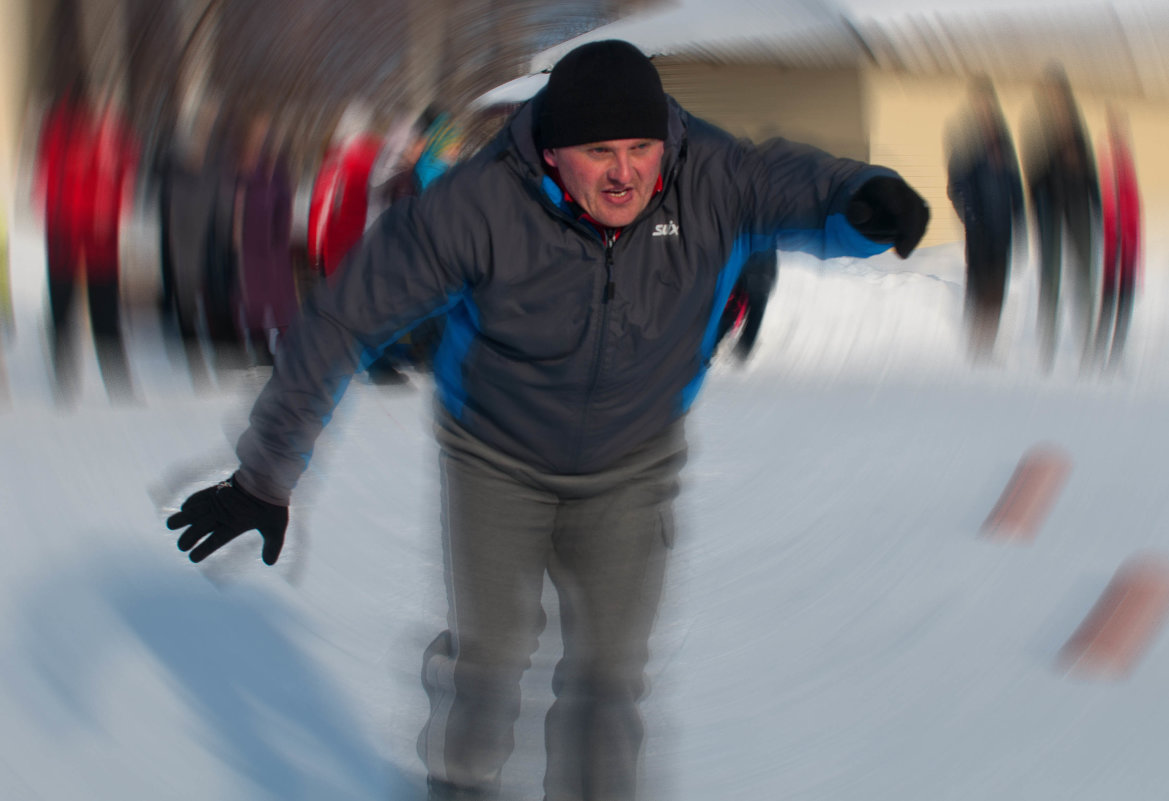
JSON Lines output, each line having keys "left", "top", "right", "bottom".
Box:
{"left": 88, "top": 97, "right": 140, "bottom": 388}
{"left": 123, "top": 0, "right": 184, "bottom": 183}
{"left": 370, "top": 105, "right": 462, "bottom": 210}
{"left": 363, "top": 117, "right": 419, "bottom": 225}
{"left": 164, "top": 40, "right": 928, "bottom": 801}
{"left": 157, "top": 138, "right": 176, "bottom": 323}
{"left": 411, "top": 109, "right": 462, "bottom": 193}
{"left": 35, "top": 85, "right": 139, "bottom": 403}
{"left": 36, "top": 81, "right": 93, "bottom": 397}
{"left": 714, "top": 247, "right": 779, "bottom": 363}
{"left": 1095, "top": 107, "right": 1141, "bottom": 368}
{"left": 307, "top": 102, "right": 383, "bottom": 280}
{"left": 1022, "top": 65, "right": 1100, "bottom": 369}
{"left": 157, "top": 91, "right": 225, "bottom": 387}
{"left": 946, "top": 77, "right": 1026, "bottom": 361}
{"left": 315, "top": 107, "right": 419, "bottom": 386}
{"left": 363, "top": 107, "right": 463, "bottom": 385}
{"left": 235, "top": 113, "right": 296, "bottom": 365}
{"left": 203, "top": 113, "right": 246, "bottom": 372}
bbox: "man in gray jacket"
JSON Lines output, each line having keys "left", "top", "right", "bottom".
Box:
{"left": 167, "top": 40, "right": 928, "bottom": 801}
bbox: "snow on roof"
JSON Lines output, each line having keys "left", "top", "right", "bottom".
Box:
{"left": 517, "top": 0, "right": 1169, "bottom": 98}
{"left": 469, "top": 72, "right": 549, "bottom": 109}
{"left": 529, "top": 0, "right": 854, "bottom": 72}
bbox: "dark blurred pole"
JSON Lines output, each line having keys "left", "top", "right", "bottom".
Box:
{"left": 42, "top": 0, "right": 86, "bottom": 99}
{"left": 124, "top": 0, "right": 187, "bottom": 331}
{"left": 123, "top": 0, "right": 183, "bottom": 183}
{"left": 400, "top": 0, "right": 442, "bottom": 113}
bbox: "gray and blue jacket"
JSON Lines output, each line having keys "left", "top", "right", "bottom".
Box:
{"left": 236, "top": 95, "right": 896, "bottom": 504}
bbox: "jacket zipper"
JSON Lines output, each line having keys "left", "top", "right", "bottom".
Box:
{"left": 518, "top": 146, "right": 673, "bottom": 467}
{"left": 573, "top": 229, "right": 617, "bottom": 467}
{"left": 603, "top": 229, "right": 616, "bottom": 301}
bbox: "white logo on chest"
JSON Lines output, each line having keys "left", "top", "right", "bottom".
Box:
{"left": 652, "top": 220, "right": 680, "bottom": 237}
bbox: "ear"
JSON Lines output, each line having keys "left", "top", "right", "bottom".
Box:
{"left": 542, "top": 148, "right": 558, "bottom": 169}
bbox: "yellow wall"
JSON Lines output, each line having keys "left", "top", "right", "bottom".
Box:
{"left": 1083, "top": 94, "right": 1169, "bottom": 260}
{"left": 865, "top": 69, "right": 1169, "bottom": 257}
{"left": 654, "top": 58, "right": 868, "bottom": 161}
{"left": 0, "top": 0, "right": 31, "bottom": 201}
{"left": 863, "top": 70, "right": 966, "bottom": 249}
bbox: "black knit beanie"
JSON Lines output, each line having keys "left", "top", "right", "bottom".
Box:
{"left": 538, "top": 40, "right": 668, "bottom": 149}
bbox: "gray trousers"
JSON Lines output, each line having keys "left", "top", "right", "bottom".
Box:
{"left": 419, "top": 412, "right": 687, "bottom": 801}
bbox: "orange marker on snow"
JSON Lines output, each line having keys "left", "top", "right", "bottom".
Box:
{"left": 1059, "top": 554, "right": 1169, "bottom": 679}
{"left": 981, "top": 445, "right": 1071, "bottom": 542}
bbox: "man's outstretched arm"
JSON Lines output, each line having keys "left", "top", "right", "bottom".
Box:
{"left": 165, "top": 187, "right": 475, "bottom": 564}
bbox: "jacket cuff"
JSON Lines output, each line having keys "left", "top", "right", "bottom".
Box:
{"left": 233, "top": 467, "right": 291, "bottom": 507}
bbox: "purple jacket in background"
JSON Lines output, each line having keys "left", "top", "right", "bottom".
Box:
{"left": 238, "top": 151, "right": 297, "bottom": 335}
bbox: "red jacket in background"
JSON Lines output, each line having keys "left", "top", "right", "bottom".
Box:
{"left": 307, "top": 134, "right": 382, "bottom": 278}
{"left": 36, "top": 96, "right": 95, "bottom": 252}
{"left": 36, "top": 98, "right": 137, "bottom": 281}
{"left": 1099, "top": 127, "right": 1141, "bottom": 291}
{"left": 87, "top": 106, "right": 138, "bottom": 279}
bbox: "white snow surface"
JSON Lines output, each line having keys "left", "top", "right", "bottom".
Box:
{"left": 3, "top": 217, "right": 1169, "bottom": 800}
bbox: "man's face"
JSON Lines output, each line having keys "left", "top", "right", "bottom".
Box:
{"left": 543, "top": 138, "right": 664, "bottom": 228}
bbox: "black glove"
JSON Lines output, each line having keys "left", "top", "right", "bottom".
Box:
{"left": 845, "top": 176, "right": 930, "bottom": 258}
{"left": 166, "top": 474, "right": 288, "bottom": 565}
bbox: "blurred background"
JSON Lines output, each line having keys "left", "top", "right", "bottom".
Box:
{"left": 5, "top": 6, "right": 1169, "bottom": 798}
{"left": 1, "top": 0, "right": 1168, "bottom": 400}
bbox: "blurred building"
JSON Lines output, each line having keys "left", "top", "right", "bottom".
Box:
{"left": 518, "top": 0, "right": 1169, "bottom": 252}
{"left": 11, "top": 0, "right": 654, "bottom": 165}
{"left": 10, "top": 1, "right": 1169, "bottom": 256}
{"left": 0, "top": 0, "right": 655, "bottom": 302}
{"left": 1, "top": 0, "right": 32, "bottom": 217}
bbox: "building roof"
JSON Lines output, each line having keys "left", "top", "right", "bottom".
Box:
{"left": 520, "top": 0, "right": 1169, "bottom": 99}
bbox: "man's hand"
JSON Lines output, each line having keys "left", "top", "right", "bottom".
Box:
{"left": 166, "top": 475, "right": 288, "bottom": 565}
{"left": 846, "top": 176, "right": 930, "bottom": 258}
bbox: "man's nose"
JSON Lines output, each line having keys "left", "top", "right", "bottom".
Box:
{"left": 608, "top": 152, "right": 633, "bottom": 183}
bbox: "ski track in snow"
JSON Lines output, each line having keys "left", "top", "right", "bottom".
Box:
{"left": 4, "top": 216, "right": 1169, "bottom": 799}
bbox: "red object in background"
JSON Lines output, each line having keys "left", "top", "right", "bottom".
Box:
{"left": 85, "top": 105, "right": 138, "bottom": 280}
{"left": 1059, "top": 554, "right": 1169, "bottom": 679}
{"left": 36, "top": 96, "right": 137, "bottom": 281}
{"left": 307, "top": 134, "right": 383, "bottom": 278}
{"left": 981, "top": 445, "right": 1072, "bottom": 542}
{"left": 36, "top": 95, "right": 95, "bottom": 271}
{"left": 1099, "top": 127, "right": 1141, "bottom": 294}
{"left": 35, "top": 93, "right": 139, "bottom": 399}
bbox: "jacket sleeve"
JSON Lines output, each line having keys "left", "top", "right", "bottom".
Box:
{"left": 234, "top": 173, "right": 481, "bottom": 504}
{"left": 732, "top": 132, "right": 899, "bottom": 259}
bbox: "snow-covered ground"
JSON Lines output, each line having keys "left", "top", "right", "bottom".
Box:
{"left": 2, "top": 210, "right": 1169, "bottom": 800}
